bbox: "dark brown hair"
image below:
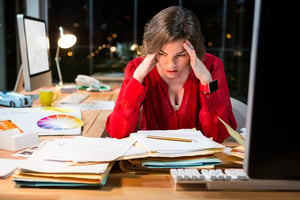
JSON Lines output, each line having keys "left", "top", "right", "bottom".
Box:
{"left": 141, "top": 6, "right": 206, "bottom": 59}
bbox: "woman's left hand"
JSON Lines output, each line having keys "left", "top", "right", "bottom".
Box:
{"left": 183, "top": 40, "right": 212, "bottom": 85}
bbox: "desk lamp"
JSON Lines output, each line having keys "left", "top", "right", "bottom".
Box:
{"left": 55, "top": 26, "right": 77, "bottom": 87}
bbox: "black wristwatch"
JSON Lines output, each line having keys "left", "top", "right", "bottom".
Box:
{"left": 200, "top": 80, "right": 218, "bottom": 94}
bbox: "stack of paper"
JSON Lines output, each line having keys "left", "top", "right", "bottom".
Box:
{"left": 11, "top": 129, "right": 225, "bottom": 181}
{"left": 223, "top": 145, "right": 244, "bottom": 165}
{"left": 0, "top": 120, "right": 38, "bottom": 151}
{"left": 130, "top": 129, "right": 224, "bottom": 155}
{"left": 120, "top": 129, "right": 224, "bottom": 171}
{"left": 13, "top": 159, "right": 114, "bottom": 188}
{"left": 12, "top": 137, "right": 136, "bottom": 188}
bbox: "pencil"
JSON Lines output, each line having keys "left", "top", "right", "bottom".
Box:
{"left": 146, "top": 135, "right": 193, "bottom": 143}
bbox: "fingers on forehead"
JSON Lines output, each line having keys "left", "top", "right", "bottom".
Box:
{"left": 184, "top": 40, "right": 194, "bottom": 50}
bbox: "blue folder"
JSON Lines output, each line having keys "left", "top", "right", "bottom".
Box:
{"left": 141, "top": 158, "right": 222, "bottom": 168}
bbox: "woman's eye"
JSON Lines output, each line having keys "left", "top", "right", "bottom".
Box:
{"left": 177, "top": 54, "right": 187, "bottom": 58}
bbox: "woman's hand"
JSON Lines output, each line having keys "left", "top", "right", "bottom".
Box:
{"left": 183, "top": 40, "right": 212, "bottom": 85}
{"left": 133, "top": 54, "right": 157, "bottom": 83}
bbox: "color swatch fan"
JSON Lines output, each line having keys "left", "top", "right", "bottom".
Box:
{"left": 37, "top": 114, "right": 83, "bottom": 130}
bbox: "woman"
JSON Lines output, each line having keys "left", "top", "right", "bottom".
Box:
{"left": 106, "top": 6, "right": 237, "bottom": 143}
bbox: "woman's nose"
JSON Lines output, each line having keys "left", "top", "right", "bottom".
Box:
{"left": 166, "top": 57, "right": 176, "bottom": 68}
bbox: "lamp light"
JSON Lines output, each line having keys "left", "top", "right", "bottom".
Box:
{"left": 55, "top": 26, "right": 77, "bottom": 86}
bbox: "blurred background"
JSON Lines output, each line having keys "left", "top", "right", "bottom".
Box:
{"left": 0, "top": 0, "right": 254, "bottom": 103}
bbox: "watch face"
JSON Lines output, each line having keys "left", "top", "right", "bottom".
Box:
{"left": 209, "top": 80, "right": 219, "bottom": 93}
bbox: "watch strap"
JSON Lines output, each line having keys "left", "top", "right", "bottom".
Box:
{"left": 200, "top": 80, "right": 218, "bottom": 94}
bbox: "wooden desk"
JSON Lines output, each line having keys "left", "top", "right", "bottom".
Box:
{"left": 1, "top": 88, "right": 300, "bottom": 199}
{"left": 0, "top": 87, "right": 119, "bottom": 156}
{"left": 1, "top": 172, "right": 300, "bottom": 200}
{"left": 29, "top": 87, "right": 120, "bottom": 139}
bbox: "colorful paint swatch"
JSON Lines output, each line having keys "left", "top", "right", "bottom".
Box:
{"left": 37, "top": 114, "right": 83, "bottom": 130}
{"left": 0, "top": 120, "right": 24, "bottom": 133}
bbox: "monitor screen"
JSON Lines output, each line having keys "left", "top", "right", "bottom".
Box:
{"left": 24, "top": 18, "right": 50, "bottom": 75}
{"left": 15, "top": 14, "right": 52, "bottom": 92}
{"left": 244, "top": 0, "right": 300, "bottom": 181}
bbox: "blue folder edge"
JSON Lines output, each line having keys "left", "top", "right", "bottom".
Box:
{"left": 141, "top": 158, "right": 222, "bottom": 168}
{"left": 13, "top": 172, "right": 109, "bottom": 188}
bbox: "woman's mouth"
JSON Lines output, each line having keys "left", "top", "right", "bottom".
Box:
{"left": 166, "top": 69, "right": 178, "bottom": 74}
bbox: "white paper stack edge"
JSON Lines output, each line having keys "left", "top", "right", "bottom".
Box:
{"left": 0, "top": 129, "right": 38, "bottom": 151}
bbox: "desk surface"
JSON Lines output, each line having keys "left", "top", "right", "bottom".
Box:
{"left": 1, "top": 88, "right": 300, "bottom": 200}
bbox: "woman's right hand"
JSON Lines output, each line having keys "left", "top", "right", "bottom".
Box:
{"left": 183, "top": 40, "right": 212, "bottom": 85}
{"left": 133, "top": 54, "right": 157, "bottom": 83}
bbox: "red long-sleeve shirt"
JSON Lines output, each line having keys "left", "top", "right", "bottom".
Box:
{"left": 106, "top": 53, "right": 237, "bottom": 143}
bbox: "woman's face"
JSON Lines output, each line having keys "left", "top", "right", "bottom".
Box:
{"left": 156, "top": 39, "right": 190, "bottom": 79}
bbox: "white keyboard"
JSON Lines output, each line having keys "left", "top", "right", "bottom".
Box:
{"left": 171, "top": 168, "right": 249, "bottom": 182}
{"left": 60, "top": 92, "right": 89, "bottom": 104}
{"left": 170, "top": 168, "right": 300, "bottom": 191}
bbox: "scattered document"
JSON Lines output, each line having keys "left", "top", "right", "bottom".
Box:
{"left": 223, "top": 145, "right": 244, "bottom": 159}
{"left": 130, "top": 129, "right": 224, "bottom": 155}
{"left": 119, "top": 141, "right": 150, "bottom": 159}
{"left": 31, "top": 136, "right": 136, "bottom": 162}
{"left": 19, "top": 158, "right": 109, "bottom": 174}
{"left": 13, "top": 142, "right": 45, "bottom": 158}
{"left": 218, "top": 117, "right": 245, "bottom": 145}
{"left": 0, "top": 158, "right": 24, "bottom": 178}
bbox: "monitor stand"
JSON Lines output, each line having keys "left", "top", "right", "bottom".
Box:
{"left": 14, "top": 64, "right": 24, "bottom": 93}
{"left": 13, "top": 65, "right": 40, "bottom": 100}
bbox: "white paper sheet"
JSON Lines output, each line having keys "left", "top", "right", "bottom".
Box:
{"left": 0, "top": 158, "right": 24, "bottom": 178}
{"left": 31, "top": 137, "right": 136, "bottom": 162}
{"left": 130, "top": 129, "right": 224, "bottom": 154}
{"left": 19, "top": 158, "right": 109, "bottom": 174}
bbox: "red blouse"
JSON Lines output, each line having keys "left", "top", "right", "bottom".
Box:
{"left": 106, "top": 53, "right": 237, "bottom": 143}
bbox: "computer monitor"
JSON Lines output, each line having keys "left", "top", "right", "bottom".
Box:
{"left": 14, "top": 14, "right": 52, "bottom": 92}
{"left": 244, "top": 0, "right": 300, "bottom": 182}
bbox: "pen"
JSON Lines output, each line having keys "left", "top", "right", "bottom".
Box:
{"left": 146, "top": 135, "right": 193, "bottom": 143}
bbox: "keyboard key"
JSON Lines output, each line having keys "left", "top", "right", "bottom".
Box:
{"left": 170, "top": 168, "right": 249, "bottom": 182}
{"left": 224, "top": 169, "right": 249, "bottom": 181}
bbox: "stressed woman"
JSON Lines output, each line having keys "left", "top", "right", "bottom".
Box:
{"left": 106, "top": 6, "right": 237, "bottom": 143}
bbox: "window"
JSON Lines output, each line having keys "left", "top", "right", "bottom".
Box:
{"left": 3, "top": 0, "right": 253, "bottom": 102}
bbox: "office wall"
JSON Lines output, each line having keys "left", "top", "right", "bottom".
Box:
{"left": 0, "top": 0, "right": 6, "bottom": 90}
